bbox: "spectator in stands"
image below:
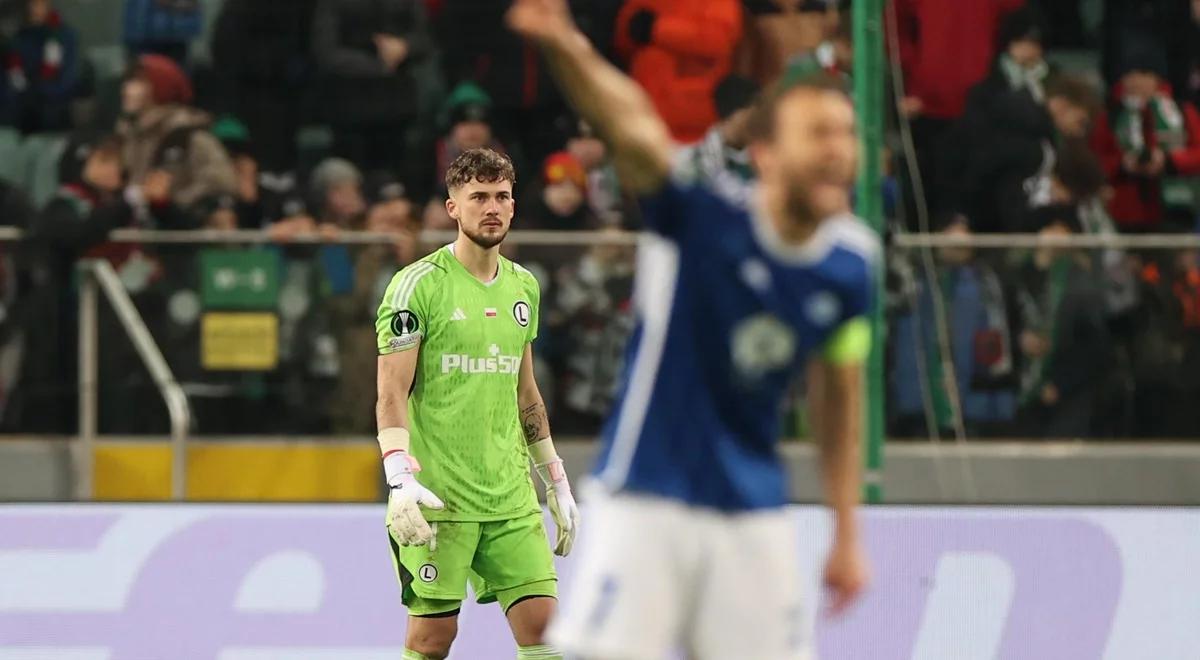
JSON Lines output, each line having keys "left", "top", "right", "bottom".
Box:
{"left": 117, "top": 55, "right": 237, "bottom": 214}
{"left": 943, "top": 74, "right": 1098, "bottom": 234}
{"left": 561, "top": 118, "right": 626, "bottom": 226}
{"left": 0, "top": 0, "right": 81, "bottom": 134}
{"left": 1014, "top": 216, "right": 1111, "bottom": 438}
{"left": 311, "top": 0, "right": 431, "bottom": 173}
{"left": 310, "top": 156, "right": 365, "bottom": 231}
{"left": 522, "top": 151, "right": 598, "bottom": 231}
{"left": 1091, "top": 33, "right": 1200, "bottom": 232}
{"left": 889, "top": 214, "right": 1016, "bottom": 438}
{"left": 329, "top": 174, "right": 417, "bottom": 435}
{"left": 363, "top": 171, "right": 418, "bottom": 264}
{"left": 737, "top": 0, "right": 835, "bottom": 85}
{"left": 434, "top": 82, "right": 504, "bottom": 186}
{"left": 211, "top": 0, "right": 315, "bottom": 173}
{"left": 122, "top": 0, "right": 202, "bottom": 63}
{"left": 676, "top": 74, "right": 759, "bottom": 188}
{"left": 1048, "top": 139, "right": 1140, "bottom": 318}
{"left": 1126, "top": 245, "right": 1200, "bottom": 437}
{"left": 545, "top": 225, "right": 636, "bottom": 434}
{"left": 9, "top": 134, "right": 122, "bottom": 431}
{"left": 210, "top": 115, "right": 265, "bottom": 229}
{"left": 436, "top": 0, "right": 583, "bottom": 173}
{"left": 614, "top": 0, "right": 742, "bottom": 143}
{"left": 893, "top": 0, "right": 1023, "bottom": 226}
{"left": 424, "top": 82, "right": 506, "bottom": 228}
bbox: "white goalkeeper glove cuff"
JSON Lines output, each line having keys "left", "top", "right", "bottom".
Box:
{"left": 530, "top": 437, "right": 580, "bottom": 556}
{"left": 379, "top": 427, "right": 444, "bottom": 546}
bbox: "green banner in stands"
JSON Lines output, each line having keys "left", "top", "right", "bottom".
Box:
{"left": 199, "top": 249, "right": 280, "bottom": 310}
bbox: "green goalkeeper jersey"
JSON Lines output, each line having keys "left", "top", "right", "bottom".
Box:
{"left": 376, "top": 245, "right": 541, "bottom": 522}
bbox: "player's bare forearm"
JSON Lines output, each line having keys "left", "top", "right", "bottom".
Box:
{"left": 519, "top": 401, "right": 550, "bottom": 446}
{"left": 376, "top": 349, "right": 418, "bottom": 432}
{"left": 808, "top": 359, "right": 863, "bottom": 543}
{"left": 517, "top": 345, "right": 551, "bottom": 445}
{"left": 508, "top": 0, "right": 672, "bottom": 193}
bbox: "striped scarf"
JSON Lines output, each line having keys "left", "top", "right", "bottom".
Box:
{"left": 1114, "top": 92, "right": 1187, "bottom": 154}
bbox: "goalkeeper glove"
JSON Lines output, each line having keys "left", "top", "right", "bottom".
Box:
{"left": 380, "top": 428, "right": 444, "bottom": 546}
{"left": 530, "top": 437, "right": 580, "bottom": 556}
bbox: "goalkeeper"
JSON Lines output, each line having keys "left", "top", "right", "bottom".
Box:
{"left": 375, "top": 148, "right": 580, "bottom": 660}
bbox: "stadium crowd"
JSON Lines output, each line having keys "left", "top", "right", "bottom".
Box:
{"left": 0, "top": 0, "right": 1198, "bottom": 439}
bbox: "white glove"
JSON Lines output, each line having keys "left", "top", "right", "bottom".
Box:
{"left": 531, "top": 438, "right": 580, "bottom": 556}
{"left": 384, "top": 451, "right": 445, "bottom": 547}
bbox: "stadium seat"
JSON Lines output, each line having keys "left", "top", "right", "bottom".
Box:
{"left": 22, "top": 133, "right": 69, "bottom": 208}
{"left": 0, "top": 128, "right": 22, "bottom": 186}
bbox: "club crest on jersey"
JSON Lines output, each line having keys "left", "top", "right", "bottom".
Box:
{"left": 513, "top": 300, "right": 531, "bottom": 327}
{"left": 418, "top": 563, "right": 438, "bottom": 582}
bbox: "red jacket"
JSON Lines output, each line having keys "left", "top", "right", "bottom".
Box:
{"left": 893, "top": 0, "right": 1023, "bottom": 120}
{"left": 615, "top": 0, "right": 741, "bottom": 143}
{"left": 1091, "top": 82, "right": 1200, "bottom": 230}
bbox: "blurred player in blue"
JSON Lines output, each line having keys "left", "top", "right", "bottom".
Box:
{"left": 509, "top": 1, "right": 874, "bottom": 658}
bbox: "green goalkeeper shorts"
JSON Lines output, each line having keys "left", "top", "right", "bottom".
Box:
{"left": 387, "top": 510, "right": 557, "bottom": 617}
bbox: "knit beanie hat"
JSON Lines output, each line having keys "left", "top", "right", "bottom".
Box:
{"left": 542, "top": 152, "right": 586, "bottom": 191}
{"left": 131, "top": 54, "right": 194, "bottom": 105}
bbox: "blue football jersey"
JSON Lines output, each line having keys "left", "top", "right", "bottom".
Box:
{"left": 591, "top": 167, "right": 878, "bottom": 511}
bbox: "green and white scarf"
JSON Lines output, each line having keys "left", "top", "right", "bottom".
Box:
{"left": 1115, "top": 92, "right": 1199, "bottom": 209}
{"left": 999, "top": 55, "right": 1049, "bottom": 103}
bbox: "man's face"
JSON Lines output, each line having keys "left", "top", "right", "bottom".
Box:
{"left": 452, "top": 121, "right": 492, "bottom": 150}
{"left": 326, "top": 181, "right": 365, "bottom": 222}
{"left": 367, "top": 198, "right": 415, "bottom": 232}
{"left": 1121, "top": 71, "right": 1161, "bottom": 103}
{"left": 84, "top": 150, "right": 123, "bottom": 193}
{"left": 28, "top": 0, "right": 50, "bottom": 24}
{"left": 752, "top": 89, "right": 857, "bottom": 222}
{"left": 446, "top": 179, "right": 514, "bottom": 249}
{"left": 1007, "top": 39, "right": 1044, "bottom": 68}
{"left": 543, "top": 180, "right": 584, "bottom": 217}
{"left": 121, "top": 78, "right": 152, "bottom": 115}
{"left": 1047, "top": 97, "right": 1089, "bottom": 138}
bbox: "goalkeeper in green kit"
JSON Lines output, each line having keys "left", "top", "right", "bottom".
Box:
{"left": 375, "top": 148, "right": 580, "bottom": 660}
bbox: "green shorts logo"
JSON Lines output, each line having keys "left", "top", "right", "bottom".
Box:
{"left": 419, "top": 563, "right": 438, "bottom": 582}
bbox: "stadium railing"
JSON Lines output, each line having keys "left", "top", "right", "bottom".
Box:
{"left": 1, "top": 229, "right": 1198, "bottom": 501}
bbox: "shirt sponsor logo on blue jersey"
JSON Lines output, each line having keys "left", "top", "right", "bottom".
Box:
{"left": 731, "top": 313, "right": 797, "bottom": 381}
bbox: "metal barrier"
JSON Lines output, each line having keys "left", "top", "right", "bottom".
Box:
{"left": 77, "top": 260, "right": 191, "bottom": 501}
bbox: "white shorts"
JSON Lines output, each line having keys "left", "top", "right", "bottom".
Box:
{"left": 549, "top": 488, "right": 813, "bottom": 660}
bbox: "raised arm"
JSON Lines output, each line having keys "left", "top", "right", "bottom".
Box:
{"left": 507, "top": 0, "right": 673, "bottom": 194}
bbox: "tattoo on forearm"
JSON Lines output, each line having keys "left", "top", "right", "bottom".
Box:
{"left": 521, "top": 402, "right": 549, "bottom": 444}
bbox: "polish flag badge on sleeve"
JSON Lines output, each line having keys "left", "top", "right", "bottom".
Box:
{"left": 485, "top": 308, "right": 497, "bottom": 317}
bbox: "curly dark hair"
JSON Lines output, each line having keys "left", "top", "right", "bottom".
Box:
{"left": 444, "top": 148, "right": 516, "bottom": 193}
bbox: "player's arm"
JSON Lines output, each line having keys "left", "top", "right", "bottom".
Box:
{"left": 377, "top": 343, "right": 444, "bottom": 546}
{"left": 518, "top": 344, "right": 580, "bottom": 556}
{"left": 508, "top": 0, "right": 673, "bottom": 194}
{"left": 807, "top": 318, "right": 871, "bottom": 615}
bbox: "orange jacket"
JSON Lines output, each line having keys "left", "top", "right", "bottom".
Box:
{"left": 615, "top": 0, "right": 742, "bottom": 143}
